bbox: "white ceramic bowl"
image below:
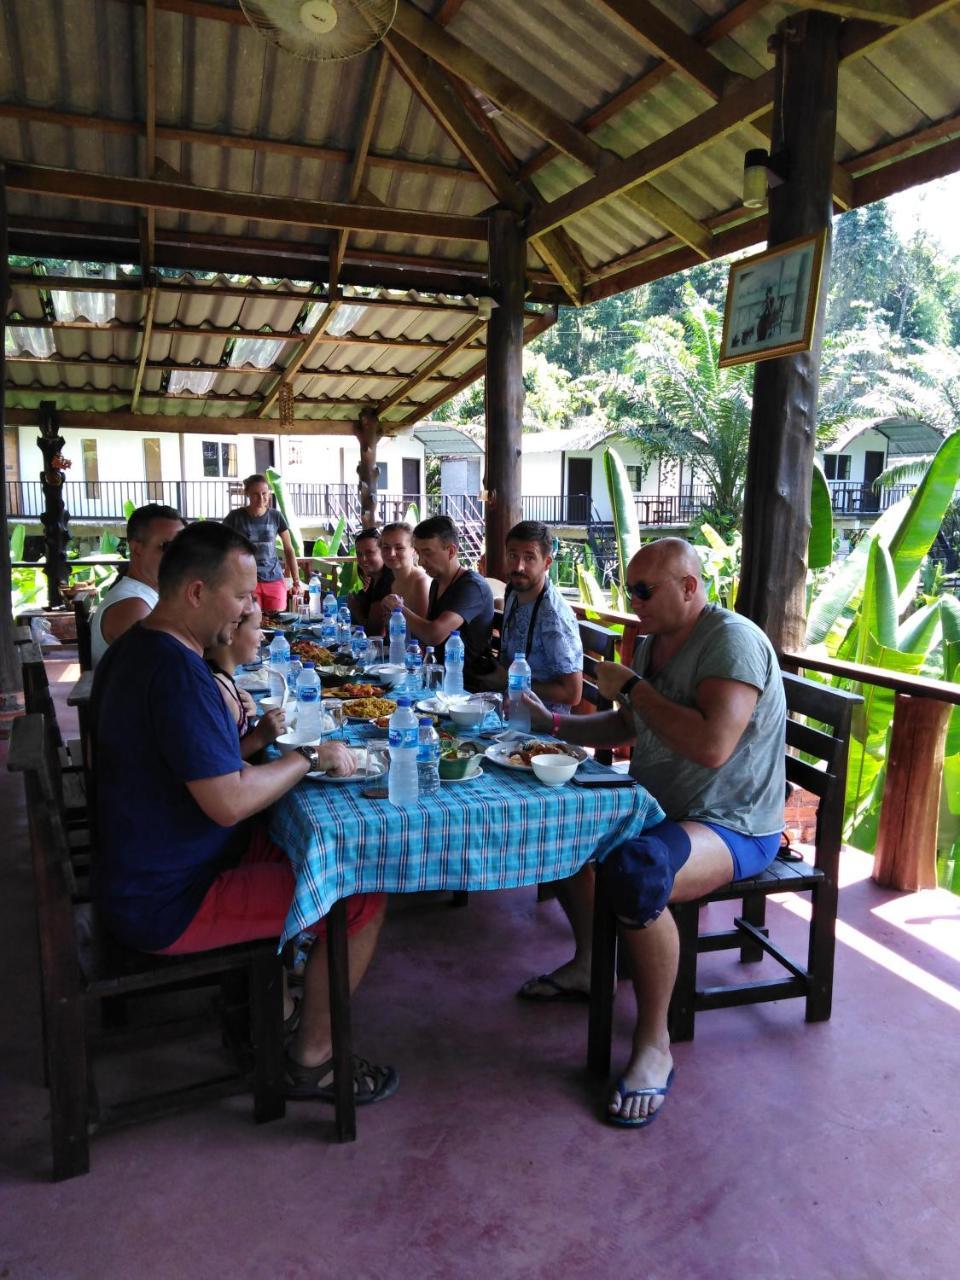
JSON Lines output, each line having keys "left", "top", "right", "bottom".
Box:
{"left": 448, "top": 698, "right": 488, "bottom": 732}
{"left": 371, "top": 663, "right": 406, "bottom": 688}
{"left": 276, "top": 728, "right": 320, "bottom": 755}
{"left": 259, "top": 695, "right": 285, "bottom": 712}
{"left": 530, "top": 752, "right": 580, "bottom": 787}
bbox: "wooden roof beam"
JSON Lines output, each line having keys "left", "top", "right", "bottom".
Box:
{"left": 593, "top": 0, "right": 733, "bottom": 100}
{"left": 390, "top": 0, "right": 711, "bottom": 257}
{"left": 787, "top": 1, "right": 913, "bottom": 23}
{"left": 748, "top": 111, "right": 854, "bottom": 210}
{"left": 377, "top": 316, "right": 486, "bottom": 415}
{"left": 129, "top": 286, "right": 157, "bottom": 412}
{"left": 139, "top": 0, "right": 157, "bottom": 278}
{"left": 3, "top": 163, "right": 488, "bottom": 241}
{"left": 6, "top": 353, "right": 459, "bottom": 383}
{"left": 330, "top": 49, "right": 391, "bottom": 296}
{"left": 5, "top": 385, "right": 419, "bottom": 409}
{"left": 3, "top": 408, "right": 412, "bottom": 436}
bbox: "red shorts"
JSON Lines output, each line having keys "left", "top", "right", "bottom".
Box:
{"left": 255, "top": 579, "right": 289, "bottom": 612}
{"left": 157, "top": 826, "right": 384, "bottom": 955}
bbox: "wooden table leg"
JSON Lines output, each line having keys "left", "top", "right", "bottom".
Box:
{"left": 326, "top": 899, "right": 356, "bottom": 1141}
{"left": 587, "top": 865, "right": 616, "bottom": 1077}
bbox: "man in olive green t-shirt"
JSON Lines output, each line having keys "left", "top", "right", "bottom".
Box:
{"left": 520, "top": 538, "right": 786, "bottom": 1128}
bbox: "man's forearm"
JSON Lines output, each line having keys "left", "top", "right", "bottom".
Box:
{"left": 551, "top": 707, "right": 633, "bottom": 748}
{"left": 626, "top": 680, "right": 730, "bottom": 768}
{"left": 403, "top": 607, "right": 449, "bottom": 648}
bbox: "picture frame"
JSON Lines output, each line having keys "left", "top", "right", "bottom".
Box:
{"left": 718, "top": 230, "right": 827, "bottom": 367}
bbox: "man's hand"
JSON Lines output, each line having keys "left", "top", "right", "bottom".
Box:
{"left": 596, "top": 661, "right": 636, "bottom": 701}
{"left": 317, "top": 742, "right": 358, "bottom": 777}
{"left": 520, "top": 689, "right": 552, "bottom": 732}
{"left": 383, "top": 593, "right": 404, "bottom": 613}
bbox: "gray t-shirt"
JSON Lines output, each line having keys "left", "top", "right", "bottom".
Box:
{"left": 629, "top": 606, "right": 785, "bottom": 836}
{"left": 222, "top": 506, "right": 288, "bottom": 582}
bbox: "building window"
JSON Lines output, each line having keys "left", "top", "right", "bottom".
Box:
{"left": 201, "top": 441, "right": 238, "bottom": 478}
{"left": 376, "top": 462, "right": 389, "bottom": 490}
{"left": 625, "top": 464, "right": 645, "bottom": 490}
{"left": 81, "top": 438, "right": 100, "bottom": 499}
{"left": 823, "top": 454, "right": 850, "bottom": 481}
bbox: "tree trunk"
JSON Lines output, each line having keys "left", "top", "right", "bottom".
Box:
{"left": 737, "top": 11, "right": 840, "bottom": 651}
{"left": 354, "top": 408, "right": 381, "bottom": 530}
{"left": 37, "top": 401, "right": 71, "bottom": 608}
{"left": 0, "top": 164, "right": 20, "bottom": 702}
{"left": 484, "top": 209, "right": 525, "bottom": 579}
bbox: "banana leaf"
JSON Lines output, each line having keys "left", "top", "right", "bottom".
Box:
{"left": 9, "top": 523, "right": 25, "bottom": 560}
{"left": 576, "top": 564, "right": 609, "bottom": 619}
{"left": 854, "top": 538, "right": 898, "bottom": 664}
{"left": 808, "top": 462, "right": 833, "bottom": 571}
{"left": 325, "top": 515, "right": 345, "bottom": 558}
{"left": 403, "top": 503, "right": 420, "bottom": 526}
{"left": 603, "top": 447, "right": 641, "bottom": 611}
{"left": 265, "top": 467, "right": 303, "bottom": 560}
{"left": 123, "top": 499, "right": 136, "bottom": 521}
{"left": 885, "top": 431, "right": 960, "bottom": 595}
{"left": 896, "top": 600, "right": 942, "bottom": 655}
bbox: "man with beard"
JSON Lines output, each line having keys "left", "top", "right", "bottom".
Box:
{"left": 92, "top": 521, "right": 397, "bottom": 1106}
{"left": 472, "top": 520, "right": 583, "bottom": 712}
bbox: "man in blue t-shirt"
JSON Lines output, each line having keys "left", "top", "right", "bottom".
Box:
{"left": 92, "top": 520, "right": 397, "bottom": 1107}
{"left": 472, "top": 520, "right": 583, "bottom": 713}
{"left": 383, "top": 514, "right": 494, "bottom": 687}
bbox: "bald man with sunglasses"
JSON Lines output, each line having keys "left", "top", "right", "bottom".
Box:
{"left": 519, "top": 537, "right": 785, "bottom": 1128}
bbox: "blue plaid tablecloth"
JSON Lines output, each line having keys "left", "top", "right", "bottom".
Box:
{"left": 268, "top": 760, "right": 665, "bottom": 945}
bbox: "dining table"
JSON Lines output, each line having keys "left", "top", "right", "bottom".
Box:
{"left": 267, "top": 728, "right": 665, "bottom": 1140}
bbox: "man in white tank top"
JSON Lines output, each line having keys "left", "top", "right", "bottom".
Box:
{"left": 91, "top": 504, "right": 185, "bottom": 665}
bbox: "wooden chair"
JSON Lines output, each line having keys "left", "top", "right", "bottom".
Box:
{"left": 73, "top": 596, "right": 94, "bottom": 671}
{"left": 575, "top": 618, "right": 619, "bottom": 766}
{"left": 587, "top": 672, "right": 862, "bottom": 1073}
{"left": 8, "top": 713, "right": 286, "bottom": 1181}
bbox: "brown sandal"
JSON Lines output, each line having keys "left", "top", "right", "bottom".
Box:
{"left": 284, "top": 1052, "right": 399, "bottom": 1105}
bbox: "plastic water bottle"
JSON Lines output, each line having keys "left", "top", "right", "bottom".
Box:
{"left": 417, "top": 717, "right": 441, "bottom": 796}
{"left": 507, "top": 651, "right": 532, "bottom": 733}
{"left": 337, "top": 604, "right": 352, "bottom": 648}
{"left": 387, "top": 696, "right": 419, "bottom": 807}
{"left": 286, "top": 657, "right": 303, "bottom": 695}
{"left": 296, "top": 661, "right": 322, "bottom": 740}
{"left": 268, "top": 631, "right": 290, "bottom": 698}
{"left": 442, "top": 630, "right": 465, "bottom": 697}
{"left": 423, "top": 646, "right": 437, "bottom": 679}
{"left": 351, "top": 626, "right": 369, "bottom": 665}
{"left": 404, "top": 641, "right": 423, "bottom": 693}
{"left": 320, "top": 591, "right": 338, "bottom": 647}
{"left": 388, "top": 607, "right": 407, "bottom": 666}
{"left": 308, "top": 573, "right": 323, "bottom": 619}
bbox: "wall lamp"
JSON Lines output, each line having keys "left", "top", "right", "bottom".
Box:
{"left": 743, "top": 148, "right": 788, "bottom": 209}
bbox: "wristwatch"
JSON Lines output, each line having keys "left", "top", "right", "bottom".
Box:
{"left": 295, "top": 744, "right": 320, "bottom": 770}
{"left": 616, "top": 674, "right": 642, "bottom": 708}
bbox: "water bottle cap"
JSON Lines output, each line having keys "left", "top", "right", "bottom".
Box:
{"left": 418, "top": 717, "right": 433, "bottom": 726}
{"left": 396, "top": 696, "right": 412, "bottom": 706}
{"left": 302, "top": 661, "right": 314, "bottom": 669}
{"left": 392, "top": 607, "right": 403, "bottom": 614}
{"left": 514, "top": 651, "right": 526, "bottom": 660}
{"left": 451, "top": 629, "right": 460, "bottom": 636}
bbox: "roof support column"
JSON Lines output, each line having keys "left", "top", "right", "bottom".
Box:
{"left": 355, "top": 408, "right": 382, "bottom": 530}
{"left": 484, "top": 209, "right": 525, "bottom": 578}
{"left": 736, "top": 10, "right": 840, "bottom": 651}
{"left": 0, "top": 164, "right": 20, "bottom": 701}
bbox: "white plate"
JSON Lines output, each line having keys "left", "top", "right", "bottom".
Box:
{"left": 440, "top": 764, "right": 484, "bottom": 783}
{"left": 305, "top": 763, "right": 386, "bottom": 783}
{"left": 416, "top": 696, "right": 457, "bottom": 714}
{"left": 483, "top": 742, "right": 586, "bottom": 772}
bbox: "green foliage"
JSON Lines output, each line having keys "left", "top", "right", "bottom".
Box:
{"left": 694, "top": 523, "right": 740, "bottom": 609}
{"left": 809, "top": 463, "right": 834, "bottom": 571}
{"left": 9, "top": 523, "right": 26, "bottom": 561}
{"left": 603, "top": 446, "right": 642, "bottom": 611}
{"left": 265, "top": 468, "right": 303, "bottom": 563}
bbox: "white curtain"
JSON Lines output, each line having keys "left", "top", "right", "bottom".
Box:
{"left": 50, "top": 262, "right": 118, "bottom": 324}
{"left": 228, "top": 336, "right": 285, "bottom": 369}
{"left": 168, "top": 369, "right": 218, "bottom": 395}
{"left": 5, "top": 326, "right": 56, "bottom": 357}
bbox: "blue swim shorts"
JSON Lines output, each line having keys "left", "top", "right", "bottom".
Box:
{"left": 699, "top": 822, "right": 781, "bottom": 881}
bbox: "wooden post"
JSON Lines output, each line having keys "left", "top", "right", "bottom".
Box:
{"left": 354, "top": 407, "right": 381, "bottom": 530}
{"left": 736, "top": 11, "right": 840, "bottom": 651}
{"left": 37, "top": 401, "right": 71, "bottom": 609}
{"left": 0, "top": 163, "right": 21, "bottom": 702}
{"left": 873, "top": 694, "right": 949, "bottom": 891}
{"left": 484, "top": 209, "right": 525, "bottom": 579}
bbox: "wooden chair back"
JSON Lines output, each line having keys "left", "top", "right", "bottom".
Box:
{"left": 74, "top": 597, "right": 94, "bottom": 671}
{"left": 576, "top": 619, "right": 619, "bottom": 765}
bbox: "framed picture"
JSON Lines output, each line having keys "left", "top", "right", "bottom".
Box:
{"left": 718, "top": 231, "right": 827, "bottom": 367}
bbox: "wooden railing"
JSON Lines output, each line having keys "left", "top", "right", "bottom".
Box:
{"left": 781, "top": 649, "right": 960, "bottom": 892}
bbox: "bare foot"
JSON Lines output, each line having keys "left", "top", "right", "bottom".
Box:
{"left": 608, "top": 1043, "right": 674, "bottom": 1124}
{"left": 518, "top": 957, "right": 592, "bottom": 1000}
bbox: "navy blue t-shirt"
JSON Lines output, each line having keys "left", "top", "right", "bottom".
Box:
{"left": 92, "top": 626, "right": 247, "bottom": 950}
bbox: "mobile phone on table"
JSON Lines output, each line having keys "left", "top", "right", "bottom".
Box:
{"left": 571, "top": 773, "right": 637, "bottom": 789}
{"left": 362, "top": 786, "right": 390, "bottom": 799}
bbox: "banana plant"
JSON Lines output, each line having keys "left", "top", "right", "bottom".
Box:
{"left": 602, "top": 446, "right": 642, "bottom": 612}
{"left": 265, "top": 467, "right": 304, "bottom": 559}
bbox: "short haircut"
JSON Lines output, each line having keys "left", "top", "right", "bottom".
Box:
{"left": 355, "top": 527, "right": 381, "bottom": 547}
{"left": 158, "top": 521, "right": 255, "bottom": 596}
{"left": 414, "top": 514, "right": 459, "bottom": 549}
{"left": 381, "top": 521, "right": 413, "bottom": 540}
{"left": 126, "top": 503, "right": 184, "bottom": 543}
{"left": 506, "top": 520, "right": 552, "bottom": 557}
{"left": 243, "top": 473, "right": 269, "bottom": 491}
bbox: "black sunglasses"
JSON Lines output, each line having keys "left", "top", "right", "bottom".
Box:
{"left": 625, "top": 575, "right": 684, "bottom": 602}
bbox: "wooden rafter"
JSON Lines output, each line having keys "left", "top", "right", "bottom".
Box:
{"left": 330, "top": 49, "right": 391, "bottom": 296}
{"left": 389, "top": 0, "right": 711, "bottom": 257}
{"left": 376, "top": 317, "right": 486, "bottom": 415}
{"left": 748, "top": 111, "right": 854, "bottom": 210}
{"left": 593, "top": 0, "right": 732, "bottom": 100}
{"left": 789, "top": 0, "right": 913, "bottom": 22}
{"left": 3, "top": 164, "right": 488, "bottom": 241}
{"left": 129, "top": 287, "right": 157, "bottom": 412}
{"left": 5, "top": 385, "right": 414, "bottom": 409}
{"left": 139, "top": 0, "right": 157, "bottom": 277}
{"left": 256, "top": 301, "right": 339, "bottom": 418}
{"left": 6, "top": 353, "right": 459, "bottom": 383}
{"left": 0, "top": 104, "right": 482, "bottom": 186}
{"left": 2, "top": 408, "right": 410, "bottom": 436}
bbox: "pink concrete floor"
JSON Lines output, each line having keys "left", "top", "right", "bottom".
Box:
{"left": 2, "top": 656, "right": 959, "bottom": 1279}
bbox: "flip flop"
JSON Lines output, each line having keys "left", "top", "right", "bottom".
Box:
{"left": 517, "top": 973, "right": 590, "bottom": 1003}
{"left": 607, "top": 1068, "right": 676, "bottom": 1128}
{"left": 284, "top": 1052, "right": 399, "bottom": 1106}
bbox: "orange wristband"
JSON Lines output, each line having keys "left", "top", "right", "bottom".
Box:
{"left": 551, "top": 712, "right": 562, "bottom": 737}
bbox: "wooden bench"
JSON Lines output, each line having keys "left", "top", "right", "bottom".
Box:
{"left": 8, "top": 713, "right": 286, "bottom": 1180}
{"left": 587, "top": 671, "right": 862, "bottom": 1073}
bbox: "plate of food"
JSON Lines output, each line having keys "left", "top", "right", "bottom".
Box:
{"left": 343, "top": 696, "right": 398, "bottom": 721}
{"left": 328, "top": 682, "right": 379, "bottom": 700}
{"left": 306, "top": 761, "right": 386, "bottom": 783}
{"left": 290, "top": 639, "right": 337, "bottom": 666}
{"left": 483, "top": 739, "right": 587, "bottom": 771}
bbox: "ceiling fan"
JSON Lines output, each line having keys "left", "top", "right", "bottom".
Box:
{"left": 239, "top": 0, "right": 398, "bottom": 62}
